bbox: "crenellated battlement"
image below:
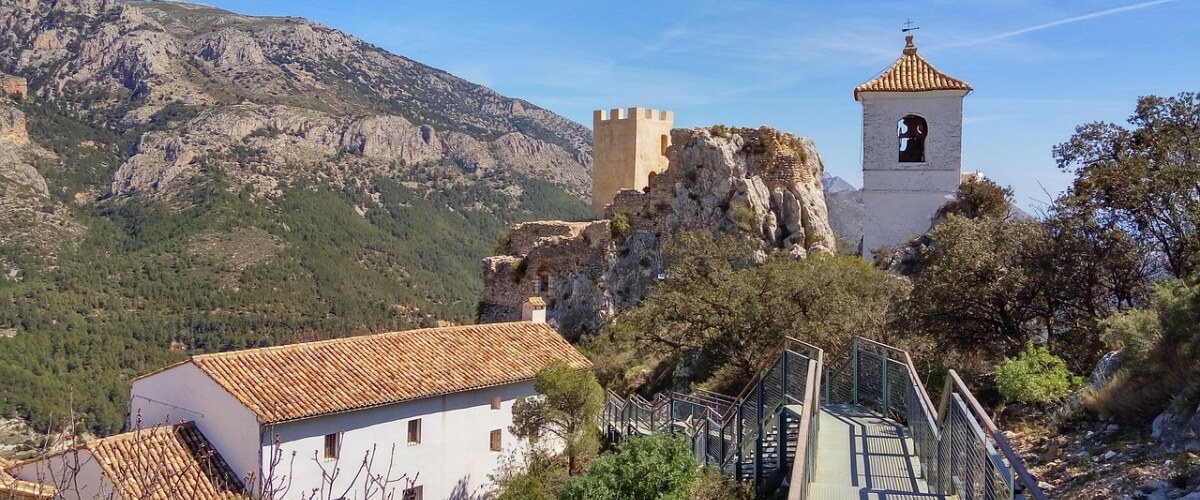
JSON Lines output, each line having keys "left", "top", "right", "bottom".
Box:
{"left": 593, "top": 107, "right": 674, "bottom": 123}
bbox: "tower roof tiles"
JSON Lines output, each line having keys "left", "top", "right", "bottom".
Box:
{"left": 854, "top": 35, "right": 972, "bottom": 100}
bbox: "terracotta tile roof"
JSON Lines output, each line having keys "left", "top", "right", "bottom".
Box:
{"left": 525, "top": 296, "right": 547, "bottom": 307}
{"left": 189, "top": 322, "right": 591, "bottom": 423}
{"left": 854, "top": 35, "right": 971, "bottom": 100}
{"left": 0, "top": 464, "right": 54, "bottom": 499}
{"left": 86, "top": 423, "right": 247, "bottom": 500}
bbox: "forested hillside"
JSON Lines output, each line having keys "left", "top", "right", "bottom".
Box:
{"left": 0, "top": 0, "right": 590, "bottom": 435}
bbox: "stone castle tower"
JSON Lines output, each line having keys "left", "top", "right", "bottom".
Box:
{"left": 856, "top": 34, "right": 972, "bottom": 254}
{"left": 591, "top": 107, "right": 673, "bottom": 217}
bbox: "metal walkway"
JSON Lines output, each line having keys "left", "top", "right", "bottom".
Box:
{"left": 602, "top": 337, "right": 1049, "bottom": 500}
{"left": 810, "top": 405, "right": 947, "bottom": 499}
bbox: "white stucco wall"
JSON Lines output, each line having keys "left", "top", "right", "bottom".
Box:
{"left": 859, "top": 90, "right": 968, "bottom": 253}
{"left": 11, "top": 449, "right": 108, "bottom": 500}
{"left": 129, "top": 363, "right": 262, "bottom": 487}
{"left": 263, "top": 380, "right": 539, "bottom": 500}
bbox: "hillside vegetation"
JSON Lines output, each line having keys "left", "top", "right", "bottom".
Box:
{"left": 0, "top": 0, "right": 590, "bottom": 435}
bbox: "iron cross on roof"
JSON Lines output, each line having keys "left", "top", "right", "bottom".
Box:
{"left": 902, "top": 18, "right": 920, "bottom": 33}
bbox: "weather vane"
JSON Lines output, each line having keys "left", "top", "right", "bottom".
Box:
{"left": 902, "top": 18, "right": 920, "bottom": 33}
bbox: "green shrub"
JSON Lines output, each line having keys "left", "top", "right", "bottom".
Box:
{"left": 1099, "top": 308, "right": 1161, "bottom": 363}
{"left": 560, "top": 433, "right": 699, "bottom": 500}
{"left": 709, "top": 124, "right": 730, "bottom": 138}
{"left": 995, "top": 344, "right": 1084, "bottom": 404}
{"left": 610, "top": 213, "right": 631, "bottom": 239}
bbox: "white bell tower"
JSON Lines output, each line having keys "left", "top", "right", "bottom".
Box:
{"left": 856, "top": 34, "right": 972, "bottom": 255}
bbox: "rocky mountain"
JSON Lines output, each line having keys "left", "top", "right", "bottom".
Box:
{"left": 822, "top": 172, "right": 855, "bottom": 194}
{"left": 0, "top": 0, "right": 593, "bottom": 434}
{"left": 823, "top": 174, "right": 865, "bottom": 247}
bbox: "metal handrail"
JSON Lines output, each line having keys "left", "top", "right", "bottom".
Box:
{"left": 603, "top": 335, "right": 824, "bottom": 492}
{"left": 786, "top": 351, "right": 822, "bottom": 500}
{"left": 940, "top": 370, "right": 1049, "bottom": 500}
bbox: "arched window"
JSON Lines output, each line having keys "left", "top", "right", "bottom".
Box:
{"left": 647, "top": 171, "right": 657, "bottom": 186}
{"left": 660, "top": 135, "right": 669, "bottom": 155}
{"left": 897, "top": 115, "right": 927, "bottom": 163}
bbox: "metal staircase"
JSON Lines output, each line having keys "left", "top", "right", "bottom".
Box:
{"left": 601, "top": 337, "right": 1051, "bottom": 500}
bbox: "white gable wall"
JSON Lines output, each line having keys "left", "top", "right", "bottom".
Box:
{"left": 860, "top": 89, "right": 968, "bottom": 254}
{"left": 11, "top": 449, "right": 107, "bottom": 500}
{"left": 129, "top": 363, "right": 261, "bottom": 487}
{"left": 264, "top": 380, "right": 538, "bottom": 499}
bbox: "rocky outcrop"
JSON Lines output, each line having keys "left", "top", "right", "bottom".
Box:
{"left": 1152, "top": 404, "right": 1200, "bottom": 453}
{"left": 0, "top": 105, "right": 27, "bottom": 145}
{"left": 480, "top": 127, "right": 838, "bottom": 338}
{"left": 606, "top": 127, "right": 836, "bottom": 255}
{"left": 0, "top": 74, "right": 26, "bottom": 100}
{"left": 110, "top": 104, "right": 585, "bottom": 197}
{"left": 0, "top": 103, "right": 84, "bottom": 274}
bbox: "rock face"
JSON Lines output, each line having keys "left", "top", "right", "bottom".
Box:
{"left": 0, "top": 102, "right": 84, "bottom": 278}
{"left": 480, "top": 127, "right": 838, "bottom": 338}
{"left": 607, "top": 127, "right": 836, "bottom": 255}
{"left": 0, "top": 0, "right": 593, "bottom": 198}
{"left": 1152, "top": 404, "right": 1200, "bottom": 453}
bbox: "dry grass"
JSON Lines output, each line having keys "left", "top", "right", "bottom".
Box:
{"left": 1085, "top": 350, "right": 1200, "bottom": 424}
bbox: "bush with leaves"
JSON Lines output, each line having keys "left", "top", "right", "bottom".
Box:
{"left": 1087, "top": 279, "right": 1200, "bottom": 423}
{"left": 559, "top": 433, "right": 700, "bottom": 500}
{"left": 995, "top": 344, "right": 1084, "bottom": 404}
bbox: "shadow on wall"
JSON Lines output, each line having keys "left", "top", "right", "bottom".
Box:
{"left": 449, "top": 475, "right": 487, "bottom": 500}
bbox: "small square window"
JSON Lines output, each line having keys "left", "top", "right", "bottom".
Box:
{"left": 491, "top": 396, "right": 502, "bottom": 410}
{"left": 408, "top": 419, "right": 421, "bottom": 444}
{"left": 402, "top": 485, "right": 423, "bottom": 500}
{"left": 323, "top": 433, "right": 341, "bottom": 460}
{"left": 489, "top": 429, "right": 502, "bottom": 452}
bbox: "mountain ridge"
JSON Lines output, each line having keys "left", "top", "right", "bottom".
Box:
{"left": 0, "top": 0, "right": 594, "bottom": 435}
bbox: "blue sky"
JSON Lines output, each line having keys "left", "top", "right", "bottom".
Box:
{"left": 203, "top": 0, "right": 1199, "bottom": 212}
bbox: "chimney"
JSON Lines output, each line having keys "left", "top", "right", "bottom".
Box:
{"left": 521, "top": 297, "right": 547, "bottom": 323}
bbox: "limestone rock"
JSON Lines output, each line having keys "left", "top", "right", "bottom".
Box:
{"left": 1152, "top": 404, "right": 1200, "bottom": 453}
{"left": 190, "top": 28, "right": 266, "bottom": 67}
{"left": 0, "top": 105, "right": 28, "bottom": 145}
{"left": 0, "top": 0, "right": 592, "bottom": 196}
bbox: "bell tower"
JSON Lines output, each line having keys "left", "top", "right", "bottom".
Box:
{"left": 856, "top": 34, "right": 972, "bottom": 255}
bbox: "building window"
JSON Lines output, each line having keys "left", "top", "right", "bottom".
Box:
{"left": 660, "top": 134, "right": 669, "bottom": 155}
{"left": 538, "top": 274, "right": 550, "bottom": 293}
{"left": 323, "top": 433, "right": 341, "bottom": 460}
{"left": 491, "top": 396, "right": 502, "bottom": 410}
{"left": 490, "top": 429, "right": 502, "bottom": 452}
{"left": 402, "top": 485, "right": 423, "bottom": 500}
{"left": 408, "top": 419, "right": 421, "bottom": 444}
{"left": 897, "top": 115, "right": 927, "bottom": 163}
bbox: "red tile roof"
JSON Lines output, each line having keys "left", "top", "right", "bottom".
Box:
{"left": 86, "top": 423, "right": 247, "bottom": 500}
{"left": 187, "top": 322, "right": 590, "bottom": 423}
{"left": 855, "top": 35, "right": 972, "bottom": 100}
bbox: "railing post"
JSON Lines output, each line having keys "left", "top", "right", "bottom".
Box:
{"left": 778, "top": 411, "right": 789, "bottom": 472}
{"left": 755, "top": 382, "right": 765, "bottom": 488}
{"left": 736, "top": 404, "right": 744, "bottom": 481}
{"left": 782, "top": 352, "right": 789, "bottom": 400}
{"left": 851, "top": 337, "right": 860, "bottom": 405}
{"left": 668, "top": 394, "right": 675, "bottom": 435}
{"left": 881, "top": 349, "right": 891, "bottom": 417}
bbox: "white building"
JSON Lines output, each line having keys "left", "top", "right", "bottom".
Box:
{"left": 7, "top": 422, "right": 244, "bottom": 499}
{"left": 856, "top": 34, "right": 972, "bottom": 255}
{"left": 124, "top": 301, "right": 588, "bottom": 499}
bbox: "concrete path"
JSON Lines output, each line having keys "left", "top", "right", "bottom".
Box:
{"left": 809, "top": 404, "right": 950, "bottom": 499}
